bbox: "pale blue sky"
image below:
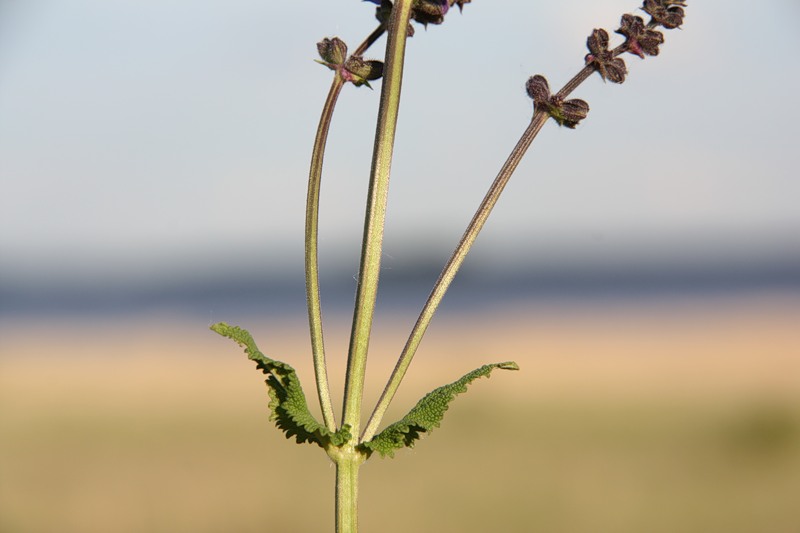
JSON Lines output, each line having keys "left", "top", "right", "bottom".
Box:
{"left": 1, "top": 0, "right": 798, "bottom": 284}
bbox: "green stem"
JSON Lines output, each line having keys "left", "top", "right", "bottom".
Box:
{"left": 306, "top": 26, "right": 387, "bottom": 433}
{"left": 341, "top": 0, "right": 414, "bottom": 438}
{"left": 362, "top": 111, "right": 550, "bottom": 442}
{"left": 332, "top": 448, "right": 365, "bottom": 533}
{"left": 305, "top": 75, "right": 345, "bottom": 432}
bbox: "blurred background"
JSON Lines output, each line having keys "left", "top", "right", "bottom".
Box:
{"left": 1, "top": 1, "right": 799, "bottom": 532}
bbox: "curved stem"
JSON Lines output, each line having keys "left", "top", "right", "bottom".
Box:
{"left": 305, "top": 25, "right": 387, "bottom": 433}
{"left": 342, "top": 0, "right": 414, "bottom": 438}
{"left": 306, "top": 75, "right": 345, "bottom": 432}
{"left": 362, "top": 111, "right": 549, "bottom": 442}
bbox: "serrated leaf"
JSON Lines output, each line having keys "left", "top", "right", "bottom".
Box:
{"left": 359, "top": 361, "right": 519, "bottom": 458}
{"left": 211, "top": 322, "right": 351, "bottom": 448}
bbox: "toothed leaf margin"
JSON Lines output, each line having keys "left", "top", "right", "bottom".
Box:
{"left": 211, "top": 322, "right": 351, "bottom": 448}
{"left": 359, "top": 361, "right": 519, "bottom": 458}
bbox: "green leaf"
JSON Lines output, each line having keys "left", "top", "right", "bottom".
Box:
{"left": 359, "top": 361, "right": 519, "bottom": 458}
{"left": 211, "top": 322, "right": 351, "bottom": 448}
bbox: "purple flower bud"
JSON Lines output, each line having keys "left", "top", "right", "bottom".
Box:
{"left": 343, "top": 56, "right": 385, "bottom": 88}
{"left": 317, "top": 37, "right": 348, "bottom": 67}
{"left": 642, "top": 0, "right": 686, "bottom": 29}
{"left": 316, "top": 37, "right": 384, "bottom": 88}
{"left": 526, "top": 75, "right": 589, "bottom": 129}
{"left": 525, "top": 75, "right": 551, "bottom": 105}
{"left": 617, "top": 14, "right": 664, "bottom": 58}
{"left": 412, "top": 0, "right": 450, "bottom": 27}
{"left": 585, "top": 28, "right": 627, "bottom": 83}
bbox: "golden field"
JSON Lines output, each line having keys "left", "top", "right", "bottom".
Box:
{"left": 2, "top": 294, "right": 799, "bottom": 532}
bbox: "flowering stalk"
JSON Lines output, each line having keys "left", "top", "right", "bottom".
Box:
{"left": 306, "top": 25, "right": 387, "bottom": 432}
{"left": 341, "top": 0, "right": 414, "bottom": 440}
{"left": 362, "top": 110, "right": 549, "bottom": 440}
{"left": 211, "top": 2, "right": 687, "bottom": 532}
{"left": 330, "top": 2, "right": 416, "bottom": 531}
{"left": 364, "top": 0, "right": 687, "bottom": 440}
{"left": 305, "top": 73, "right": 344, "bottom": 432}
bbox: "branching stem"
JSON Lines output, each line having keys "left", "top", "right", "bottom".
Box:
{"left": 305, "top": 25, "right": 386, "bottom": 432}
{"left": 362, "top": 41, "right": 629, "bottom": 441}
{"left": 362, "top": 110, "right": 549, "bottom": 441}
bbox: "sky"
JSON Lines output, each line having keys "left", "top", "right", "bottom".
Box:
{"left": 1, "top": 0, "right": 799, "bottom": 286}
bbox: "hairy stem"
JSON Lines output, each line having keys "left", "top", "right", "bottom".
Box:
{"left": 342, "top": 0, "right": 414, "bottom": 438}
{"left": 305, "top": 26, "right": 387, "bottom": 432}
{"left": 354, "top": 24, "right": 386, "bottom": 57}
{"left": 363, "top": 46, "right": 619, "bottom": 440}
{"left": 333, "top": 449, "right": 364, "bottom": 533}
{"left": 556, "top": 64, "right": 595, "bottom": 100}
{"left": 362, "top": 111, "right": 549, "bottom": 442}
{"left": 305, "top": 74, "right": 344, "bottom": 432}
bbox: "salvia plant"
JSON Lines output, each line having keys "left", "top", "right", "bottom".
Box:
{"left": 212, "top": 1, "right": 687, "bottom": 531}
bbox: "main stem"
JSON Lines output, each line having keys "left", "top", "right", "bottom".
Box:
{"left": 334, "top": 450, "right": 364, "bottom": 533}
{"left": 362, "top": 111, "right": 550, "bottom": 441}
{"left": 341, "top": 0, "right": 414, "bottom": 439}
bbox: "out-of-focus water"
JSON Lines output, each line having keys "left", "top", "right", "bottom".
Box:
{"left": 2, "top": 255, "right": 799, "bottom": 321}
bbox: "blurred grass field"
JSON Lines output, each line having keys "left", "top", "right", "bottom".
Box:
{"left": 2, "top": 295, "right": 800, "bottom": 532}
